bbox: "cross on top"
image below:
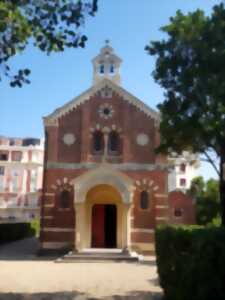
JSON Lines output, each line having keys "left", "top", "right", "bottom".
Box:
{"left": 105, "top": 39, "right": 110, "bottom": 46}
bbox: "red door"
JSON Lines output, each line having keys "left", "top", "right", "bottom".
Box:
{"left": 91, "top": 204, "right": 105, "bottom": 248}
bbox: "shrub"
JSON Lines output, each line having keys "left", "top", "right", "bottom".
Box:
{"left": 30, "top": 219, "right": 40, "bottom": 237}
{"left": 0, "top": 223, "right": 35, "bottom": 244}
{"left": 155, "top": 225, "right": 225, "bottom": 300}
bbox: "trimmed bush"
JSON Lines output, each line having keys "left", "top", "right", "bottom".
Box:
{"left": 0, "top": 223, "right": 35, "bottom": 244}
{"left": 155, "top": 225, "right": 225, "bottom": 300}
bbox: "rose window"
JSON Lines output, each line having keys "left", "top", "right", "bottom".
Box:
{"left": 98, "top": 103, "right": 114, "bottom": 119}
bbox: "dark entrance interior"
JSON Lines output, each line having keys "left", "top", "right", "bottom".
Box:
{"left": 91, "top": 204, "right": 117, "bottom": 248}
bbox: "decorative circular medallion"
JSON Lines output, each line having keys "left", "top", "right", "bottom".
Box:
{"left": 63, "top": 133, "right": 76, "bottom": 146}
{"left": 98, "top": 103, "right": 114, "bottom": 119}
{"left": 136, "top": 133, "right": 149, "bottom": 146}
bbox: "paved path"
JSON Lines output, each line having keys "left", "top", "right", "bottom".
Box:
{"left": 0, "top": 238, "right": 163, "bottom": 300}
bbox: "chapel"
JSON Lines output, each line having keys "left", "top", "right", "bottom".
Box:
{"left": 40, "top": 42, "right": 195, "bottom": 255}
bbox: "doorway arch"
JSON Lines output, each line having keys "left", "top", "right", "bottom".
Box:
{"left": 72, "top": 166, "right": 134, "bottom": 251}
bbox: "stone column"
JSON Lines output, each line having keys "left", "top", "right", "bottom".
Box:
{"left": 102, "top": 133, "right": 108, "bottom": 162}
{"left": 75, "top": 203, "right": 85, "bottom": 252}
{"left": 122, "top": 203, "right": 131, "bottom": 253}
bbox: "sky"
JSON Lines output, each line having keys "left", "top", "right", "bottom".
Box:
{"left": 0, "top": 0, "right": 220, "bottom": 180}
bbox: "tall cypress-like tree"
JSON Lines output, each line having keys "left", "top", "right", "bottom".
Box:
{"left": 146, "top": 3, "right": 225, "bottom": 225}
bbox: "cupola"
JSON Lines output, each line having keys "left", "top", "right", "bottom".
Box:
{"left": 92, "top": 40, "right": 122, "bottom": 85}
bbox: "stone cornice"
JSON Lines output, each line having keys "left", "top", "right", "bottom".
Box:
{"left": 46, "top": 161, "right": 169, "bottom": 171}
{"left": 43, "top": 79, "right": 160, "bottom": 127}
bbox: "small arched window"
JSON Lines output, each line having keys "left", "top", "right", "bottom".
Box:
{"left": 140, "top": 191, "right": 149, "bottom": 210}
{"left": 110, "top": 64, "right": 114, "bottom": 73}
{"left": 108, "top": 131, "right": 120, "bottom": 153}
{"left": 59, "top": 190, "right": 70, "bottom": 209}
{"left": 93, "top": 131, "right": 104, "bottom": 152}
{"left": 99, "top": 64, "right": 104, "bottom": 74}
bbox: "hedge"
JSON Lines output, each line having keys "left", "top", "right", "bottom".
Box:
{"left": 0, "top": 223, "right": 35, "bottom": 244}
{"left": 155, "top": 225, "right": 225, "bottom": 300}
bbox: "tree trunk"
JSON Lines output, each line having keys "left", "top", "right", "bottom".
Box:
{"left": 220, "top": 152, "right": 225, "bottom": 226}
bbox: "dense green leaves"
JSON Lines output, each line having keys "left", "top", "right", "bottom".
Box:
{"left": 146, "top": 3, "right": 225, "bottom": 224}
{"left": 146, "top": 4, "right": 225, "bottom": 155}
{"left": 155, "top": 226, "right": 225, "bottom": 300}
{"left": 0, "top": 0, "right": 98, "bottom": 87}
{"left": 188, "top": 176, "right": 220, "bottom": 225}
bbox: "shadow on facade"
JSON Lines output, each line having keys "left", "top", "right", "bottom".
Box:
{"left": 0, "top": 290, "right": 163, "bottom": 300}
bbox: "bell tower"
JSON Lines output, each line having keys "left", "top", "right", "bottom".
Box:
{"left": 92, "top": 40, "right": 122, "bottom": 85}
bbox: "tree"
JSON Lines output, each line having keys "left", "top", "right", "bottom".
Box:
{"left": 0, "top": 0, "right": 98, "bottom": 87}
{"left": 146, "top": 3, "right": 225, "bottom": 225}
{"left": 188, "top": 176, "right": 220, "bottom": 225}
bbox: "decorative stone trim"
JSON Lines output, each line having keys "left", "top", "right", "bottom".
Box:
{"left": 156, "top": 205, "right": 169, "bottom": 209}
{"left": 51, "top": 177, "right": 73, "bottom": 192}
{"left": 63, "top": 133, "right": 76, "bottom": 146}
{"left": 43, "top": 79, "right": 160, "bottom": 127}
{"left": 98, "top": 103, "right": 114, "bottom": 119}
{"left": 99, "top": 86, "right": 113, "bottom": 98}
{"left": 156, "top": 216, "right": 169, "bottom": 221}
{"left": 131, "top": 242, "right": 155, "bottom": 251}
{"left": 131, "top": 228, "right": 154, "bottom": 233}
{"left": 44, "top": 193, "right": 55, "bottom": 196}
{"left": 44, "top": 204, "right": 54, "bottom": 208}
{"left": 134, "top": 178, "right": 159, "bottom": 193}
{"left": 136, "top": 133, "right": 149, "bottom": 146}
{"left": 90, "top": 124, "right": 122, "bottom": 134}
{"left": 41, "top": 242, "right": 70, "bottom": 249}
{"left": 42, "top": 227, "right": 75, "bottom": 232}
{"left": 71, "top": 164, "right": 134, "bottom": 204}
{"left": 47, "top": 161, "right": 169, "bottom": 171}
{"left": 155, "top": 194, "right": 168, "bottom": 198}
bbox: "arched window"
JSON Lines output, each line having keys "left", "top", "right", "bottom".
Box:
{"left": 93, "top": 131, "right": 104, "bottom": 153}
{"left": 108, "top": 131, "right": 120, "bottom": 153}
{"left": 140, "top": 191, "right": 149, "bottom": 210}
{"left": 59, "top": 190, "right": 70, "bottom": 209}
{"left": 110, "top": 64, "right": 114, "bottom": 73}
{"left": 99, "top": 64, "right": 104, "bottom": 74}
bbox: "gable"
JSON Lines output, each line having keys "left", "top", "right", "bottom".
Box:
{"left": 43, "top": 79, "right": 159, "bottom": 126}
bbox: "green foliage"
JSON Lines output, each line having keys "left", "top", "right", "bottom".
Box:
{"left": 155, "top": 225, "right": 225, "bottom": 300}
{"left": 30, "top": 219, "right": 40, "bottom": 237}
{"left": 188, "top": 176, "right": 220, "bottom": 225}
{"left": 146, "top": 3, "right": 225, "bottom": 225}
{"left": 146, "top": 4, "right": 225, "bottom": 156}
{"left": 0, "top": 222, "right": 35, "bottom": 244}
{"left": 0, "top": 0, "right": 98, "bottom": 87}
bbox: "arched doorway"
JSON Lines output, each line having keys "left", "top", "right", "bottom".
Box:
{"left": 91, "top": 204, "right": 117, "bottom": 248}
{"left": 72, "top": 166, "right": 134, "bottom": 251}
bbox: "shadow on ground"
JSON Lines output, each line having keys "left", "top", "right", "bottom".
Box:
{"left": 0, "top": 291, "right": 163, "bottom": 300}
{"left": 0, "top": 237, "right": 57, "bottom": 261}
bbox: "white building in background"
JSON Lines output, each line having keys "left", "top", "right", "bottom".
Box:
{"left": 168, "top": 151, "right": 200, "bottom": 192}
{"left": 0, "top": 136, "right": 44, "bottom": 223}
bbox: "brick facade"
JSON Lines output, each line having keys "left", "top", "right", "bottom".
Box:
{"left": 40, "top": 44, "right": 195, "bottom": 254}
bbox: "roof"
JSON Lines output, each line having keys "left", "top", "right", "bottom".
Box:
{"left": 43, "top": 78, "right": 159, "bottom": 126}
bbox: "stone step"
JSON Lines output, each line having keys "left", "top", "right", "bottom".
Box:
{"left": 56, "top": 250, "right": 139, "bottom": 263}
{"left": 81, "top": 248, "right": 123, "bottom": 254}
